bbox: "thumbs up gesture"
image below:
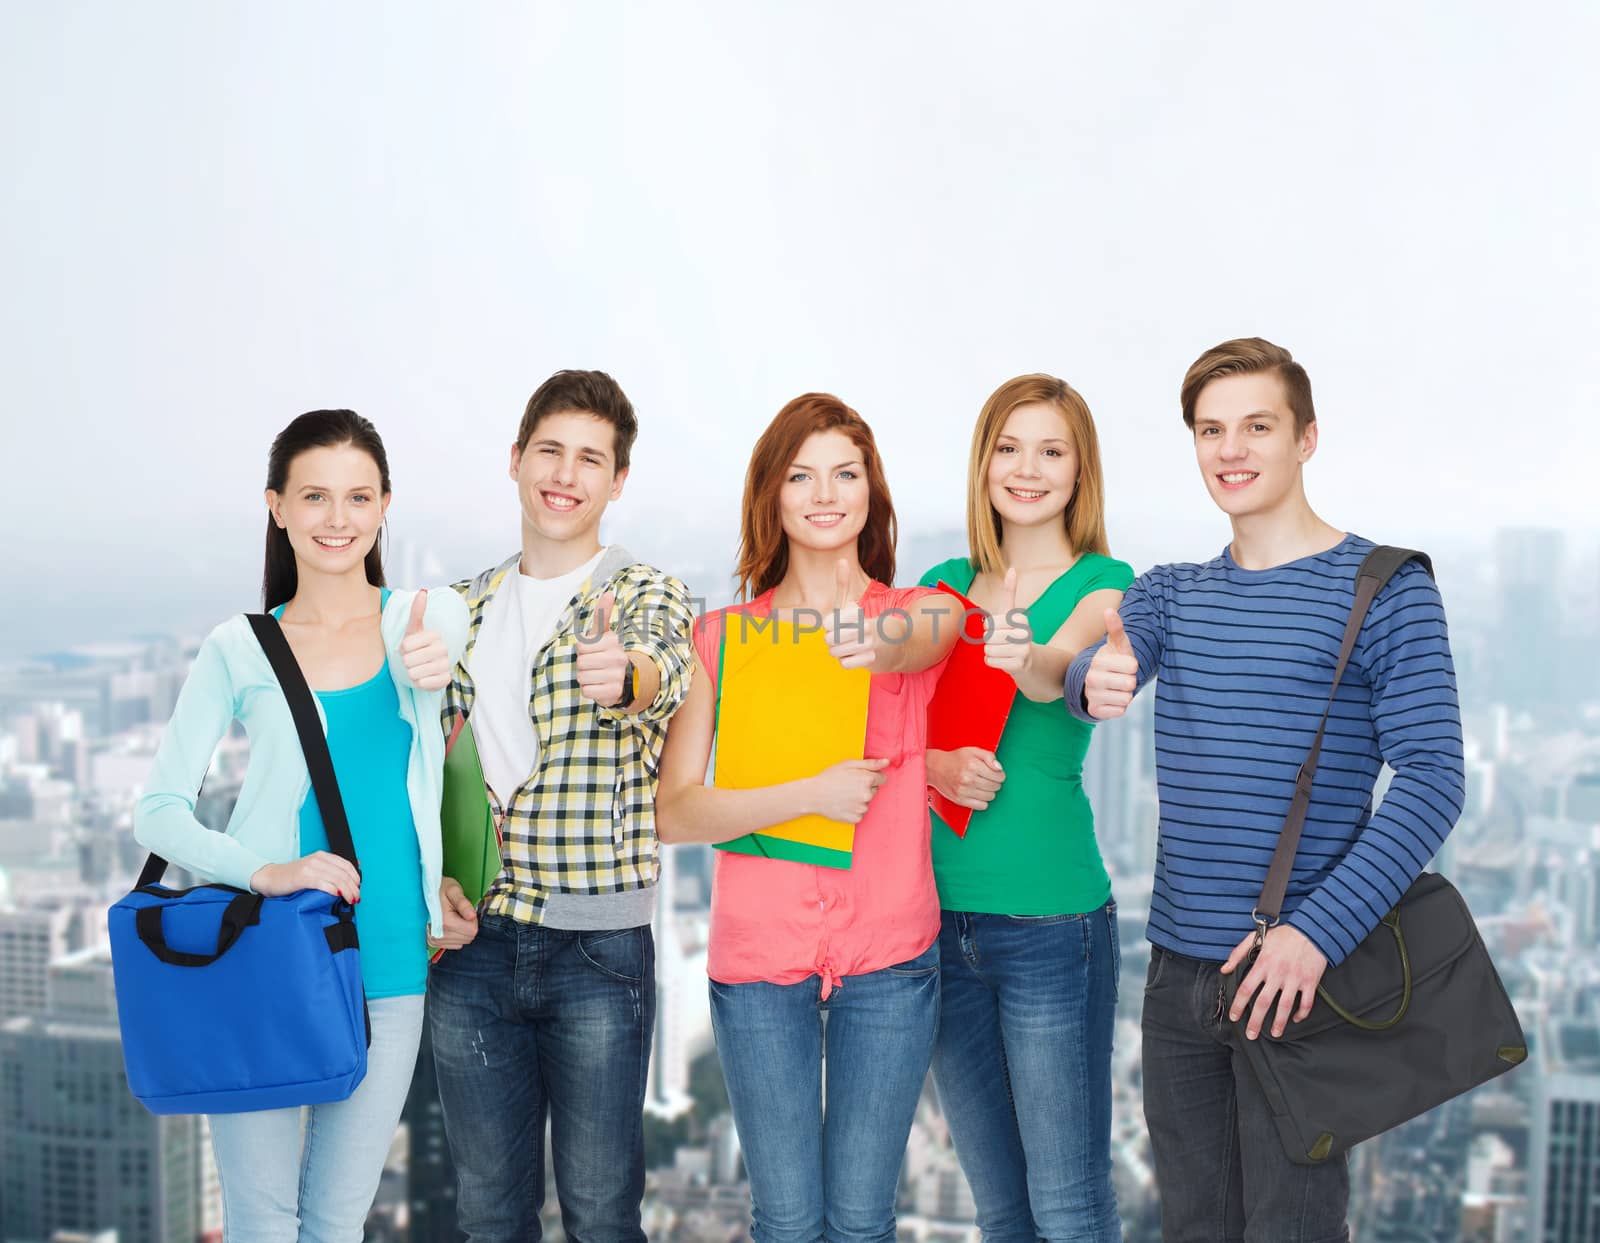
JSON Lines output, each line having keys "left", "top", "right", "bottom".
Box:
{"left": 983, "top": 567, "right": 1033, "bottom": 680}
{"left": 576, "top": 590, "right": 631, "bottom": 706}
{"left": 400, "top": 589, "right": 453, "bottom": 691}
{"left": 1084, "top": 608, "right": 1139, "bottom": 719}
{"left": 824, "top": 560, "right": 877, "bottom": 670}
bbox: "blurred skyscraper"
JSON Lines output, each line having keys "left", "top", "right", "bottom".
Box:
{"left": 0, "top": 947, "right": 201, "bottom": 1243}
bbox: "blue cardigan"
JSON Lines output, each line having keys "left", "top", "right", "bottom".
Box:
{"left": 134, "top": 588, "right": 470, "bottom": 936}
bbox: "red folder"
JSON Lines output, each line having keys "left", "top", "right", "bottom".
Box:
{"left": 926, "top": 582, "right": 1017, "bottom": 837}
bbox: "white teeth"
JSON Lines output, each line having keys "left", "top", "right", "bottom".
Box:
{"left": 314, "top": 537, "right": 354, "bottom": 547}
{"left": 544, "top": 495, "right": 577, "bottom": 509}
{"left": 1007, "top": 488, "right": 1045, "bottom": 499}
{"left": 1221, "top": 473, "right": 1257, "bottom": 484}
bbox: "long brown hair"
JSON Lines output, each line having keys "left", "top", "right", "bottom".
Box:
{"left": 735, "top": 393, "right": 898, "bottom": 601}
{"left": 966, "top": 374, "right": 1110, "bottom": 575}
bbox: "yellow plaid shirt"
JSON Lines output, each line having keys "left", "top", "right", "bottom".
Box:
{"left": 445, "top": 549, "right": 696, "bottom": 923}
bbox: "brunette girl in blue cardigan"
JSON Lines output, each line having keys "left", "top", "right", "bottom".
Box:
{"left": 135, "top": 410, "right": 476, "bottom": 1243}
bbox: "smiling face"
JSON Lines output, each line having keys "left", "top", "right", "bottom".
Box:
{"left": 778, "top": 429, "right": 871, "bottom": 553}
{"left": 1191, "top": 370, "right": 1317, "bottom": 519}
{"left": 264, "top": 442, "right": 390, "bottom": 579}
{"left": 510, "top": 409, "right": 629, "bottom": 550}
{"left": 986, "top": 401, "right": 1079, "bottom": 531}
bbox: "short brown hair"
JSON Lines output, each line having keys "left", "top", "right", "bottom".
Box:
{"left": 734, "top": 394, "right": 898, "bottom": 602}
{"left": 966, "top": 374, "right": 1110, "bottom": 576}
{"left": 1181, "top": 338, "right": 1315, "bottom": 437}
{"left": 516, "top": 369, "right": 638, "bottom": 470}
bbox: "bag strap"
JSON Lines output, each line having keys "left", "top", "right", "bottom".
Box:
{"left": 136, "top": 613, "right": 360, "bottom": 888}
{"left": 1252, "top": 545, "right": 1434, "bottom": 925}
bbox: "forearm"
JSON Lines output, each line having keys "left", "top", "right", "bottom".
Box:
{"left": 1013, "top": 643, "right": 1070, "bottom": 703}
{"left": 656, "top": 777, "right": 819, "bottom": 845}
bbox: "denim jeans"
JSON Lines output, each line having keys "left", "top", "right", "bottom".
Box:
{"left": 207, "top": 993, "right": 425, "bottom": 1243}
{"left": 709, "top": 940, "right": 940, "bottom": 1243}
{"left": 427, "top": 916, "right": 655, "bottom": 1243}
{"left": 930, "top": 903, "right": 1122, "bottom": 1243}
{"left": 1141, "top": 945, "right": 1350, "bottom": 1243}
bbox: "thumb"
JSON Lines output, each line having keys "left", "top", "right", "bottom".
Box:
{"left": 587, "top": 591, "right": 616, "bottom": 640}
{"left": 406, "top": 589, "right": 428, "bottom": 636}
{"left": 862, "top": 757, "right": 890, "bottom": 770}
{"left": 1001, "top": 567, "right": 1018, "bottom": 615}
{"left": 1104, "top": 608, "right": 1133, "bottom": 657}
{"left": 980, "top": 750, "right": 1003, "bottom": 772}
{"left": 834, "top": 559, "right": 853, "bottom": 612}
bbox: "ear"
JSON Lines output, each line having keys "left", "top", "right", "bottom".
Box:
{"left": 1298, "top": 420, "right": 1319, "bottom": 463}
{"left": 264, "top": 489, "right": 285, "bottom": 529}
{"left": 379, "top": 491, "right": 392, "bottom": 522}
{"left": 509, "top": 442, "right": 522, "bottom": 482}
{"left": 609, "top": 465, "right": 630, "bottom": 502}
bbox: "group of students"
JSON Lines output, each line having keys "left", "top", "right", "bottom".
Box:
{"left": 135, "top": 336, "right": 1465, "bottom": 1243}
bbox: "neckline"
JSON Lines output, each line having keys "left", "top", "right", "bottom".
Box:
{"left": 1218, "top": 532, "right": 1355, "bottom": 575}
{"left": 947, "top": 553, "right": 1098, "bottom": 613}
{"left": 313, "top": 657, "right": 391, "bottom": 698}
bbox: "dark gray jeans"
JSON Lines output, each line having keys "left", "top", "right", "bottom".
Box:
{"left": 1141, "top": 945, "right": 1350, "bottom": 1243}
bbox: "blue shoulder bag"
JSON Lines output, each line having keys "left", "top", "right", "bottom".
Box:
{"left": 109, "top": 613, "right": 369, "bottom": 1115}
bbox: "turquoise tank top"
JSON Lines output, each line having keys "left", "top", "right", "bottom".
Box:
{"left": 282, "top": 594, "right": 428, "bottom": 997}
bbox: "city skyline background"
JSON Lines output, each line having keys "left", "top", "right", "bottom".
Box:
{"left": 2, "top": 4, "right": 1597, "bottom": 1243}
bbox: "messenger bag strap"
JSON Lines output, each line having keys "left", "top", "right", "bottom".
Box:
{"left": 1253, "top": 546, "right": 1433, "bottom": 925}
{"left": 136, "top": 613, "right": 360, "bottom": 888}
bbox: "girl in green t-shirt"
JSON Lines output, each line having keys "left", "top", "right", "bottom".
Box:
{"left": 921, "top": 374, "right": 1132, "bottom": 1241}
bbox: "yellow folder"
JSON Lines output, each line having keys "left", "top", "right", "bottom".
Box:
{"left": 712, "top": 614, "right": 871, "bottom": 869}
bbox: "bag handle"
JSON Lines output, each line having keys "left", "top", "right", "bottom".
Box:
{"left": 137, "top": 613, "right": 360, "bottom": 888}
{"left": 1253, "top": 545, "right": 1433, "bottom": 925}
{"left": 135, "top": 892, "right": 265, "bottom": 967}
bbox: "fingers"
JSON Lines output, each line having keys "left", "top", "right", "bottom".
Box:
{"left": 1104, "top": 608, "right": 1133, "bottom": 657}
{"left": 1219, "top": 930, "right": 1254, "bottom": 976}
{"left": 406, "top": 589, "right": 428, "bottom": 636}
{"left": 1270, "top": 984, "right": 1301, "bottom": 1039}
{"left": 834, "top": 559, "right": 852, "bottom": 612}
{"left": 1228, "top": 959, "right": 1265, "bottom": 1024}
{"left": 980, "top": 750, "right": 1003, "bottom": 772}
{"left": 1001, "top": 567, "right": 1017, "bottom": 613}
{"left": 1245, "top": 980, "right": 1279, "bottom": 1041}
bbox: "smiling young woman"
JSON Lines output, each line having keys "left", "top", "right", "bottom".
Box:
{"left": 135, "top": 409, "right": 470, "bottom": 1243}
{"left": 919, "top": 374, "right": 1133, "bottom": 1243}
{"left": 655, "top": 392, "right": 958, "bottom": 1242}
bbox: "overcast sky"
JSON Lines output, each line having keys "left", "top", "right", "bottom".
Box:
{"left": 3, "top": 2, "right": 1596, "bottom": 652}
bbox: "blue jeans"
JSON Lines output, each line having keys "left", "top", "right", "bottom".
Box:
{"left": 930, "top": 903, "right": 1122, "bottom": 1243}
{"left": 709, "top": 941, "right": 940, "bottom": 1243}
{"left": 207, "top": 993, "right": 425, "bottom": 1243}
{"left": 427, "top": 916, "right": 655, "bottom": 1243}
{"left": 1141, "top": 945, "right": 1350, "bottom": 1243}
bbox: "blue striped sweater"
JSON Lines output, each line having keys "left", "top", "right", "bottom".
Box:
{"left": 1065, "top": 534, "right": 1465, "bottom": 966}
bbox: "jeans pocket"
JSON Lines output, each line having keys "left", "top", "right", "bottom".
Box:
{"left": 885, "top": 942, "right": 940, "bottom": 977}
{"left": 1146, "top": 945, "right": 1166, "bottom": 991}
{"left": 576, "top": 927, "right": 645, "bottom": 984}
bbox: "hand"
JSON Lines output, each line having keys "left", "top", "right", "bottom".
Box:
{"left": 926, "top": 747, "right": 1005, "bottom": 811}
{"left": 824, "top": 560, "right": 878, "bottom": 670}
{"left": 1221, "top": 923, "right": 1329, "bottom": 1040}
{"left": 251, "top": 852, "right": 360, "bottom": 903}
{"left": 808, "top": 757, "right": 891, "bottom": 823}
{"left": 983, "top": 568, "right": 1033, "bottom": 679}
{"left": 400, "top": 589, "right": 454, "bottom": 691}
{"left": 427, "top": 878, "right": 479, "bottom": 952}
{"left": 576, "top": 590, "right": 631, "bottom": 706}
{"left": 1084, "top": 609, "right": 1138, "bottom": 719}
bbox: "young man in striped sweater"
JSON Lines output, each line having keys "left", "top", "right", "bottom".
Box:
{"left": 1066, "top": 338, "right": 1465, "bottom": 1241}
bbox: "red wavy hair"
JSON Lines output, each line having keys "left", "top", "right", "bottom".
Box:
{"left": 735, "top": 393, "right": 898, "bottom": 601}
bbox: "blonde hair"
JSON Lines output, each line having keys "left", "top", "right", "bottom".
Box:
{"left": 965, "top": 374, "right": 1109, "bottom": 575}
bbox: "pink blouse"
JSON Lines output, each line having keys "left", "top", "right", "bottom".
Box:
{"left": 692, "top": 582, "right": 948, "bottom": 997}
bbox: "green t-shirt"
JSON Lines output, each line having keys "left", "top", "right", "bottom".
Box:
{"left": 919, "top": 553, "right": 1135, "bottom": 916}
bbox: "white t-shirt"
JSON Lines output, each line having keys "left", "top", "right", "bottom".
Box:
{"left": 469, "top": 548, "right": 606, "bottom": 808}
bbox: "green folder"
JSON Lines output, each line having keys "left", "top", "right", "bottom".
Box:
{"left": 440, "top": 713, "right": 502, "bottom": 907}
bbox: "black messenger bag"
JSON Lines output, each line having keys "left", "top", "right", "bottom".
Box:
{"left": 1220, "top": 546, "right": 1526, "bottom": 1166}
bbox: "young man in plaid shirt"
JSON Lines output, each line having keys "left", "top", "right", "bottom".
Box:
{"left": 428, "top": 370, "right": 695, "bottom": 1243}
